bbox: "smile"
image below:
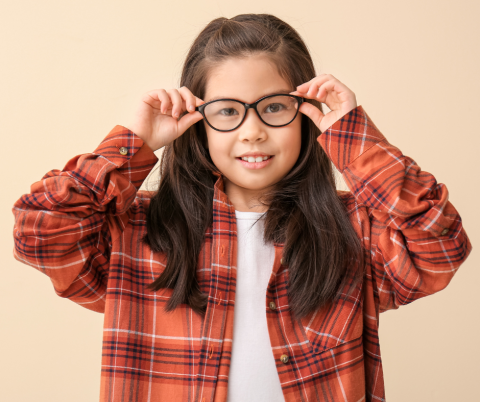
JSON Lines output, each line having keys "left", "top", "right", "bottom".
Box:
{"left": 235, "top": 155, "right": 274, "bottom": 169}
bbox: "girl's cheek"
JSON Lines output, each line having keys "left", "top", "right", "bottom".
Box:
{"left": 208, "top": 143, "right": 231, "bottom": 168}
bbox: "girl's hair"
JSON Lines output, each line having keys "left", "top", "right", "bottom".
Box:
{"left": 143, "top": 14, "right": 364, "bottom": 321}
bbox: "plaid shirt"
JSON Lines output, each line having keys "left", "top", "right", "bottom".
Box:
{"left": 12, "top": 105, "right": 472, "bottom": 402}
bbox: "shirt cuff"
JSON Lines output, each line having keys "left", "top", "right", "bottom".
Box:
{"left": 317, "top": 105, "right": 387, "bottom": 173}
{"left": 92, "top": 125, "right": 158, "bottom": 168}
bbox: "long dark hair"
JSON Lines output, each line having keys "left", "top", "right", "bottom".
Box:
{"left": 143, "top": 14, "right": 364, "bottom": 321}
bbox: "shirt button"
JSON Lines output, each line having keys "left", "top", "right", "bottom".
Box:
{"left": 441, "top": 228, "right": 449, "bottom": 236}
{"left": 280, "top": 257, "right": 284, "bottom": 265}
{"left": 280, "top": 354, "right": 289, "bottom": 364}
{"left": 269, "top": 301, "right": 276, "bottom": 310}
{"left": 119, "top": 146, "right": 128, "bottom": 156}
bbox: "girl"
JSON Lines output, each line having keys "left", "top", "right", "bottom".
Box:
{"left": 12, "top": 13, "right": 472, "bottom": 402}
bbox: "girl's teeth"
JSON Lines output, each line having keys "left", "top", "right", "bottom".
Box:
{"left": 241, "top": 156, "right": 271, "bottom": 162}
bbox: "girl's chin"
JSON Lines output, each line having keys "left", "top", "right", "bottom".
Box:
{"left": 224, "top": 175, "right": 279, "bottom": 193}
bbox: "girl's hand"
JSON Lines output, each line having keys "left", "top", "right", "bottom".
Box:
{"left": 290, "top": 74, "right": 357, "bottom": 134}
{"left": 125, "top": 87, "right": 205, "bottom": 151}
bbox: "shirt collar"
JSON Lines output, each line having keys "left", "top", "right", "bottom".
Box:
{"left": 212, "top": 172, "right": 230, "bottom": 205}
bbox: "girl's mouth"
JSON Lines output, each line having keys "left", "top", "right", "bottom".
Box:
{"left": 235, "top": 155, "right": 274, "bottom": 169}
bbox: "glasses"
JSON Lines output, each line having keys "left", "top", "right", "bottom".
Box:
{"left": 195, "top": 94, "right": 304, "bottom": 132}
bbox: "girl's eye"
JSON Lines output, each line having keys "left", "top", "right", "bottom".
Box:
{"left": 219, "top": 108, "right": 239, "bottom": 116}
{"left": 264, "top": 103, "right": 285, "bottom": 113}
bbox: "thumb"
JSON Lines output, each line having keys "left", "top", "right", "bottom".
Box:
{"left": 177, "top": 111, "right": 204, "bottom": 134}
{"left": 299, "top": 102, "right": 325, "bottom": 131}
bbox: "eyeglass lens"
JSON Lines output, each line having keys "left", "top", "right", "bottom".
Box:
{"left": 203, "top": 95, "right": 299, "bottom": 131}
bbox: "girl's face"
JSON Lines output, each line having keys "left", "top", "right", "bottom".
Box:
{"left": 203, "top": 54, "right": 302, "bottom": 199}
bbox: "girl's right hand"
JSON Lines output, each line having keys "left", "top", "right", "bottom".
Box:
{"left": 125, "top": 87, "right": 205, "bottom": 152}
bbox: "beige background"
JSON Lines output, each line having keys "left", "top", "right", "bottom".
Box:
{"left": 2, "top": 0, "right": 478, "bottom": 400}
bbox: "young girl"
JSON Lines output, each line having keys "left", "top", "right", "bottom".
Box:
{"left": 12, "top": 13, "right": 472, "bottom": 402}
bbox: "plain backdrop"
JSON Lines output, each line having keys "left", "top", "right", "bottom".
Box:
{"left": 2, "top": 0, "right": 478, "bottom": 401}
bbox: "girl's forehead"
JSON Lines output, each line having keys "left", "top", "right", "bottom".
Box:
{"left": 204, "top": 55, "right": 293, "bottom": 103}
{"left": 207, "top": 88, "right": 293, "bottom": 103}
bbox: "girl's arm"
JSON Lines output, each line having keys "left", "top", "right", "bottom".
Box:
{"left": 12, "top": 126, "right": 158, "bottom": 313}
{"left": 319, "top": 106, "right": 472, "bottom": 313}
{"left": 293, "top": 74, "right": 472, "bottom": 314}
{"left": 12, "top": 87, "right": 202, "bottom": 313}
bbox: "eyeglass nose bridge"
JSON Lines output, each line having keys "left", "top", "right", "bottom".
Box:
{"left": 244, "top": 100, "right": 259, "bottom": 110}
{"left": 242, "top": 101, "right": 262, "bottom": 120}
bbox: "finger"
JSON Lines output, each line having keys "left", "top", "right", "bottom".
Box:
{"left": 178, "top": 86, "right": 197, "bottom": 113}
{"left": 297, "top": 78, "right": 337, "bottom": 103}
{"left": 296, "top": 74, "right": 334, "bottom": 96}
{"left": 306, "top": 82, "right": 322, "bottom": 98}
{"left": 316, "top": 80, "right": 337, "bottom": 103}
{"left": 146, "top": 89, "right": 170, "bottom": 113}
{"left": 307, "top": 76, "right": 334, "bottom": 98}
{"left": 157, "top": 89, "right": 172, "bottom": 114}
{"left": 295, "top": 76, "right": 318, "bottom": 92}
{"left": 295, "top": 74, "right": 329, "bottom": 93}
{"left": 177, "top": 111, "right": 204, "bottom": 134}
{"left": 298, "top": 102, "right": 325, "bottom": 129}
{"left": 166, "top": 89, "right": 184, "bottom": 118}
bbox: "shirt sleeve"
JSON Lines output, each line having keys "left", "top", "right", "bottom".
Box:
{"left": 318, "top": 105, "right": 473, "bottom": 313}
{"left": 12, "top": 125, "right": 159, "bottom": 313}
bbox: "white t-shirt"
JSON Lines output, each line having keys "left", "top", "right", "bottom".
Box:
{"left": 226, "top": 210, "right": 285, "bottom": 402}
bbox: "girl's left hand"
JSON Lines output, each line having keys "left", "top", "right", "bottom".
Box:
{"left": 290, "top": 74, "right": 357, "bottom": 134}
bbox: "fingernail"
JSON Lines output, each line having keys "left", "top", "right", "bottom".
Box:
{"left": 188, "top": 105, "right": 194, "bottom": 111}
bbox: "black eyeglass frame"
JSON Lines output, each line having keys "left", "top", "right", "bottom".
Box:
{"left": 195, "top": 93, "right": 304, "bottom": 132}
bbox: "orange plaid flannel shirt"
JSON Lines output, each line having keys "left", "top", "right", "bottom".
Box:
{"left": 12, "top": 105, "right": 472, "bottom": 401}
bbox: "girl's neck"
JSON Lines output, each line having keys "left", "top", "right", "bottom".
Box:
{"left": 224, "top": 177, "right": 269, "bottom": 213}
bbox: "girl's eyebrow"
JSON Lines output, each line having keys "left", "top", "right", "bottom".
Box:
{"left": 207, "top": 89, "right": 293, "bottom": 102}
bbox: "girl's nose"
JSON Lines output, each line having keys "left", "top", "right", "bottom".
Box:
{"left": 237, "top": 109, "right": 267, "bottom": 142}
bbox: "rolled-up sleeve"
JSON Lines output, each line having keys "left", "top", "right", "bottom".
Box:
{"left": 318, "top": 106, "right": 472, "bottom": 313}
{"left": 12, "top": 125, "right": 158, "bottom": 313}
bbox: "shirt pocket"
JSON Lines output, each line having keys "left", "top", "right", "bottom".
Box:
{"left": 299, "top": 281, "right": 363, "bottom": 355}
